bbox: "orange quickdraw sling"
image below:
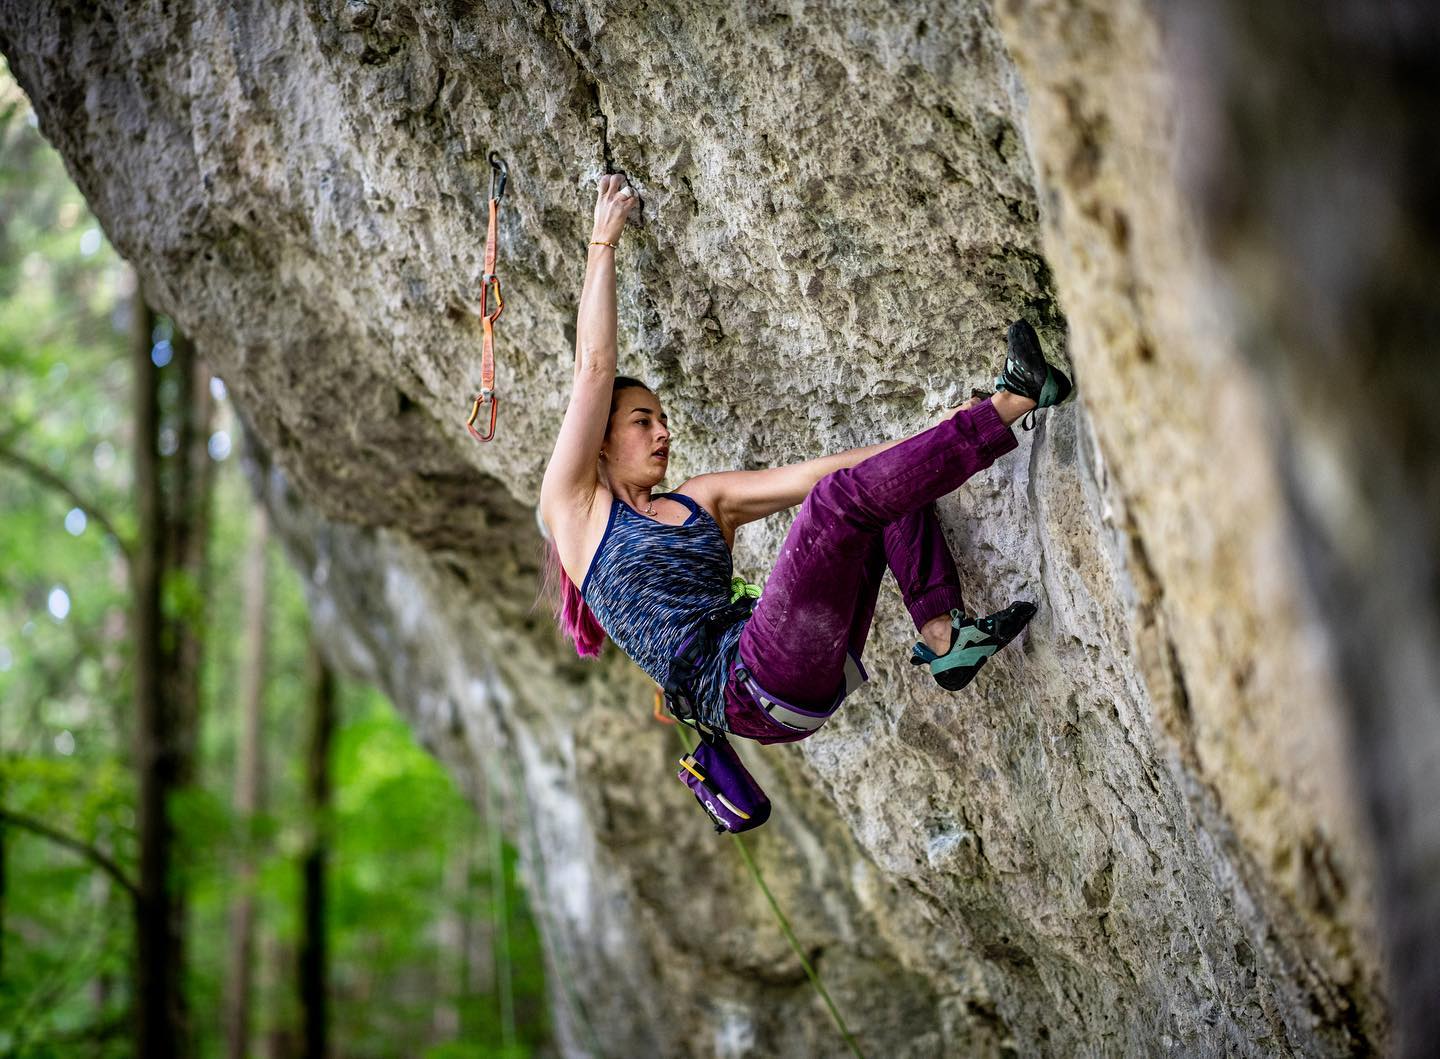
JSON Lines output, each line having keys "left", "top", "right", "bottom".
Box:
{"left": 466, "top": 152, "right": 508, "bottom": 442}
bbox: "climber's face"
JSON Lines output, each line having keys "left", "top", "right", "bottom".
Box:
{"left": 604, "top": 389, "right": 671, "bottom": 487}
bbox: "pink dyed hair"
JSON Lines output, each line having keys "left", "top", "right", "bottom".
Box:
{"left": 532, "top": 375, "right": 651, "bottom": 657}
{"left": 536, "top": 536, "right": 608, "bottom": 657}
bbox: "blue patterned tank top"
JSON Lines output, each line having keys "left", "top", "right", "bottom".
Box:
{"left": 580, "top": 491, "right": 746, "bottom": 731}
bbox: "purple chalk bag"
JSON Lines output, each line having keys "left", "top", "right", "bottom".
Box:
{"left": 676, "top": 729, "right": 771, "bottom": 834}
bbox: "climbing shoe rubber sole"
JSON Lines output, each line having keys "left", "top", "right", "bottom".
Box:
{"left": 993, "top": 319, "right": 1074, "bottom": 411}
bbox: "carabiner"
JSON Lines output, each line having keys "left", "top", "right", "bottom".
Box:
{"left": 488, "top": 151, "right": 508, "bottom": 202}
{"left": 467, "top": 390, "right": 498, "bottom": 442}
{"left": 479, "top": 272, "right": 504, "bottom": 324}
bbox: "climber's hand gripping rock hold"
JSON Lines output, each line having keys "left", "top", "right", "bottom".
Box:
{"left": 538, "top": 172, "right": 1075, "bottom": 749}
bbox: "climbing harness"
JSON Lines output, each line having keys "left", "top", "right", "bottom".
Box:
{"left": 466, "top": 152, "right": 509, "bottom": 443}
{"left": 659, "top": 594, "right": 759, "bottom": 735}
{"left": 730, "top": 572, "right": 870, "bottom": 737}
{"left": 650, "top": 584, "right": 773, "bottom": 835}
{"left": 650, "top": 578, "right": 764, "bottom": 723}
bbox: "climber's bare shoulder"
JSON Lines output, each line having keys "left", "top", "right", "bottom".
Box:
{"left": 673, "top": 477, "right": 735, "bottom": 552}
{"left": 679, "top": 466, "right": 811, "bottom": 538}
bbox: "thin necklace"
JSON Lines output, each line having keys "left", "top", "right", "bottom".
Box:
{"left": 622, "top": 494, "right": 657, "bottom": 517}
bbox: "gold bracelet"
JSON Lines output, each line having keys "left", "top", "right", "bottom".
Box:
{"left": 589, "top": 239, "right": 619, "bottom": 249}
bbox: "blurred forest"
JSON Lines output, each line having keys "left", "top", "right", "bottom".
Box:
{"left": 0, "top": 63, "right": 549, "bottom": 1058}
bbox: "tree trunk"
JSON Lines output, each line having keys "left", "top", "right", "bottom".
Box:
{"left": 89, "top": 870, "right": 114, "bottom": 1016}
{"left": 224, "top": 503, "right": 270, "bottom": 1059}
{"left": 131, "top": 284, "right": 184, "bottom": 1058}
{"left": 299, "top": 634, "right": 335, "bottom": 1059}
{"left": 263, "top": 930, "right": 298, "bottom": 1059}
{"left": 165, "top": 328, "right": 215, "bottom": 788}
{"left": 132, "top": 292, "right": 215, "bottom": 1058}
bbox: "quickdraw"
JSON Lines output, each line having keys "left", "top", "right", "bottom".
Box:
{"left": 466, "top": 151, "right": 509, "bottom": 443}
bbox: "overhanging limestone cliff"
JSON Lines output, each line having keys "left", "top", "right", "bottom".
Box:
{"left": 5, "top": 1, "right": 1431, "bottom": 1054}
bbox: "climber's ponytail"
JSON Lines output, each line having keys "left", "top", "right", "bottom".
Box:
{"left": 537, "top": 535, "right": 607, "bottom": 657}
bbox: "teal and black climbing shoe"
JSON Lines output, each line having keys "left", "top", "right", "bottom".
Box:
{"left": 993, "top": 319, "right": 1074, "bottom": 430}
{"left": 909, "top": 602, "right": 1038, "bottom": 691}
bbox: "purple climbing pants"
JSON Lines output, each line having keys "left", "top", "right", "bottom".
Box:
{"left": 723, "top": 400, "right": 1020, "bottom": 744}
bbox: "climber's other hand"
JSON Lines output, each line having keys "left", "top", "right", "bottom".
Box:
{"left": 592, "top": 172, "right": 638, "bottom": 242}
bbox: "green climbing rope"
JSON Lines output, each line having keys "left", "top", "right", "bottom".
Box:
{"left": 729, "top": 575, "right": 763, "bottom": 603}
{"left": 670, "top": 723, "right": 865, "bottom": 1059}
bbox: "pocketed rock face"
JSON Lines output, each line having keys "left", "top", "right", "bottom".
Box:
{"left": 5, "top": 0, "right": 1425, "bottom": 1053}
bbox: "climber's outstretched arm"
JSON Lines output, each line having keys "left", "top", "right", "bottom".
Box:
{"left": 688, "top": 435, "right": 907, "bottom": 530}
{"left": 540, "top": 174, "right": 637, "bottom": 521}
{"left": 685, "top": 462, "right": 822, "bottom": 530}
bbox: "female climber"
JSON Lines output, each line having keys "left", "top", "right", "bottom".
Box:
{"left": 537, "top": 173, "right": 1074, "bottom": 745}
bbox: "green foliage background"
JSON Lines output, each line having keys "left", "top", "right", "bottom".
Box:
{"left": 0, "top": 61, "right": 549, "bottom": 1057}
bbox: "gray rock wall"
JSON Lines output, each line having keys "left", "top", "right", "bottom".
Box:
{"left": 4, "top": 1, "right": 1428, "bottom": 1054}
